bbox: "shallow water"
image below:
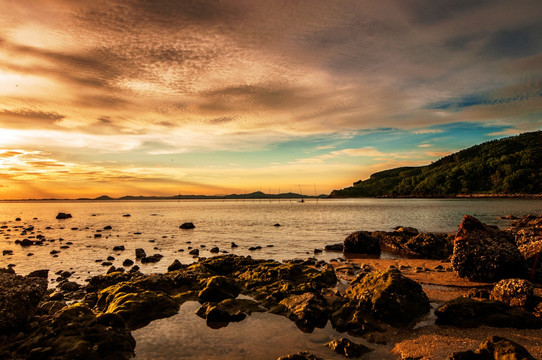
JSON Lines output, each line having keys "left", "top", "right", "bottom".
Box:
{"left": 1, "top": 198, "right": 541, "bottom": 279}
{"left": 132, "top": 301, "right": 393, "bottom": 360}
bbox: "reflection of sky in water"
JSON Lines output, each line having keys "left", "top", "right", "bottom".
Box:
{"left": 133, "top": 301, "right": 393, "bottom": 360}
{"left": 1, "top": 199, "right": 540, "bottom": 280}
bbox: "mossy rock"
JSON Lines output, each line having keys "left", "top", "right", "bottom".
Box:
{"left": 198, "top": 276, "right": 241, "bottom": 303}
{"left": 345, "top": 269, "right": 429, "bottom": 326}
{"left": 96, "top": 283, "right": 179, "bottom": 330}
{"left": 330, "top": 301, "right": 383, "bottom": 336}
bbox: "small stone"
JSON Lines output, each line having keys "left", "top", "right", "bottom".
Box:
{"left": 179, "top": 222, "right": 195, "bottom": 229}
{"left": 113, "top": 245, "right": 125, "bottom": 251}
{"left": 231, "top": 242, "right": 238, "bottom": 248}
{"left": 55, "top": 213, "right": 72, "bottom": 220}
{"left": 122, "top": 259, "right": 134, "bottom": 267}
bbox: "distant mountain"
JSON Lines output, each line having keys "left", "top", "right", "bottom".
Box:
{"left": 70, "top": 192, "right": 323, "bottom": 201}
{"left": 329, "top": 131, "right": 542, "bottom": 198}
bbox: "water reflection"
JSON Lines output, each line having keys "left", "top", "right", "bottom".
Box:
{"left": 133, "top": 301, "right": 390, "bottom": 360}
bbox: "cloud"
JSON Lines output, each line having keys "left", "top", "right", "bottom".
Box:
{"left": 413, "top": 129, "right": 444, "bottom": 134}
{"left": 0, "top": 108, "right": 64, "bottom": 129}
{"left": 418, "top": 144, "right": 432, "bottom": 148}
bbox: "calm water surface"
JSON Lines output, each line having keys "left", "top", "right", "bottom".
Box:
{"left": 2, "top": 198, "right": 541, "bottom": 359}
{"left": 1, "top": 198, "right": 541, "bottom": 278}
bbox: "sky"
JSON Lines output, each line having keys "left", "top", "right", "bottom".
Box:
{"left": 0, "top": 0, "right": 541, "bottom": 199}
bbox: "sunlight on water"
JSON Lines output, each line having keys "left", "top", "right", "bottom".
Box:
{"left": 1, "top": 199, "right": 541, "bottom": 280}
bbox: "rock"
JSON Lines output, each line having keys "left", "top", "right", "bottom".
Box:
{"left": 507, "top": 215, "right": 542, "bottom": 282}
{"left": 107, "top": 256, "right": 115, "bottom": 261}
{"left": 189, "top": 249, "right": 199, "bottom": 256}
{"left": 141, "top": 254, "right": 163, "bottom": 264}
{"left": 104, "top": 225, "right": 113, "bottom": 230}
{"left": 0, "top": 272, "right": 48, "bottom": 334}
{"left": 435, "top": 296, "right": 542, "bottom": 329}
{"left": 123, "top": 259, "right": 134, "bottom": 267}
{"left": 55, "top": 212, "right": 72, "bottom": 219}
{"left": 231, "top": 242, "right": 238, "bottom": 248}
{"left": 446, "top": 335, "right": 536, "bottom": 360}
{"left": 96, "top": 283, "right": 179, "bottom": 330}
{"left": 313, "top": 249, "right": 323, "bottom": 254}
{"left": 19, "top": 238, "right": 34, "bottom": 247}
{"left": 345, "top": 268, "right": 430, "bottom": 326}
{"left": 451, "top": 215, "right": 527, "bottom": 282}
{"left": 2, "top": 250, "right": 13, "bottom": 256}
{"left": 277, "top": 352, "right": 324, "bottom": 360}
{"left": 27, "top": 269, "right": 49, "bottom": 278}
{"left": 37, "top": 300, "right": 67, "bottom": 315}
{"left": 198, "top": 276, "right": 240, "bottom": 303}
{"left": 248, "top": 246, "right": 262, "bottom": 251}
{"left": 325, "top": 243, "right": 343, "bottom": 252}
{"left": 278, "top": 292, "right": 329, "bottom": 332}
{"left": 135, "top": 248, "right": 146, "bottom": 259}
{"left": 491, "top": 278, "right": 534, "bottom": 309}
{"left": 113, "top": 245, "right": 125, "bottom": 251}
{"left": 123, "top": 214, "right": 131, "bottom": 217}
{"left": 196, "top": 298, "right": 265, "bottom": 326}
{"left": 330, "top": 301, "right": 383, "bottom": 336}
{"left": 404, "top": 233, "right": 454, "bottom": 260}
{"left": 94, "top": 233, "right": 102, "bottom": 238}
{"left": 210, "top": 247, "right": 220, "bottom": 253}
{"left": 396, "top": 226, "right": 419, "bottom": 236}
{"left": 326, "top": 337, "right": 372, "bottom": 358}
{"left": 167, "top": 259, "right": 183, "bottom": 272}
{"left": 343, "top": 231, "right": 381, "bottom": 254}
{"left": 180, "top": 222, "right": 195, "bottom": 229}
{"left": 274, "top": 223, "right": 281, "bottom": 227}
{"left": 60, "top": 281, "right": 81, "bottom": 292}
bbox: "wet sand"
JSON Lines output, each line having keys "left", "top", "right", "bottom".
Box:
{"left": 331, "top": 257, "right": 542, "bottom": 359}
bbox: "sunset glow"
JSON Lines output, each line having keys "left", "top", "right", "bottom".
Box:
{"left": 0, "top": 0, "right": 541, "bottom": 199}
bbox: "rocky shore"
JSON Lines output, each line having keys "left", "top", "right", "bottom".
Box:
{"left": 1, "top": 214, "right": 541, "bottom": 359}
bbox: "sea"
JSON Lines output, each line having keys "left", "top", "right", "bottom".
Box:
{"left": 2, "top": 198, "right": 541, "bottom": 359}
{"left": 1, "top": 198, "right": 541, "bottom": 278}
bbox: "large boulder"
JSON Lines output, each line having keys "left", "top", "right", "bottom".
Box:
{"left": 491, "top": 278, "right": 534, "bottom": 309}
{"left": 0, "top": 272, "right": 47, "bottom": 334}
{"left": 435, "top": 296, "right": 542, "bottom": 329}
{"left": 451, "top": 215, "right": 527, "bottom": 282}
{"left": 507, "top": 215, "right": 542, "bottom": 283}
{"left": 446, "top": 335, "right": 536, "bottom": 360}
{"left": 95, "top": 282, "right": 179, "bottom": 330}
{"left": 196, "top": 298, "right": 265, "bottom": 327}
{"left": 344, "top": 269, "right": 429, "bottom": 326}
{"left": 343, "top": 231, "right": 380, "bottom": 254}
{"left": 403, "top": 233, "right": 454, "bottom": 260}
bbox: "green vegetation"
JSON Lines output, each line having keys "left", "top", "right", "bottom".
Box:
{"left": 330, "top": 131, "right": 541, "bottom": 198}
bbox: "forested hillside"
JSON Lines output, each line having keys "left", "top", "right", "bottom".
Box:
{"left": 329, "top": 131, "right": 541, "bottom": 197}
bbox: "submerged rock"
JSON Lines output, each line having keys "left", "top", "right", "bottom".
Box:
{"left": 343, "top": 231, "right": 380, "bottom": 255}
{"left": 344, "top": 268, "right": 430, "bottom": 326}
{"left": 196, "top": 298, "right": 265, "bottom": 327}
{"left": 451, "top": 215, "right": 526, "bottom": 282}
{"left": 446, "top": 335, "right": 536, "bottom": 360}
